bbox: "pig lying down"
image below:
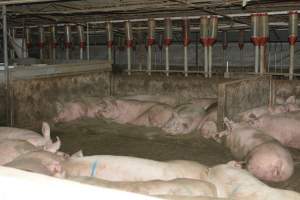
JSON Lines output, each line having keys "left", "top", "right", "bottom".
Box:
{"left": 250, "top": 110, "right": 300, "bottom": 149}
{"left": 69, "top": 177, "right": 218, "bottom": 198}
{"left": 54, "top": 96, "right": 218, "bottom": 135}
{"left": 64, "top": 155, "right": 300, "bottom": 200}
{"left": 62, "top": 154, "right": 209, "bottom": 181}
{"left": 221, "top": 118, "right": 294, "bottom": 182}
{"left": 0, "top": 122, "right": 61, "bottom": 152}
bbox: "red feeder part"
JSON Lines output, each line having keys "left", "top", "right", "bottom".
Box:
{"left": 200, "top": 37, "right": 216, "bottom": 47}
{"left": 147, "top": 38, "right": 155, "bottom": 47}
{"left": 238, "top": 43, "right": 244, "bottom": 50}
{"left": 259, "top": 37, "right": 269, "bottom": 46}
{"left": 289, "top": 36, "right": 297, "bottom": 45}
{"left": 37, "top": 42, "right": 44, "bottom": 49}
{"left": 79, "top": 41, "right": 85, "bottom": 49}
{"left": 26, "top": 43, "right": 32, "bottom": 49}
{"left": 64, "top": 42, "right": 72, "bottom": 49}
{"left": 251, "top": 37, "right": 260, "bottom": 46}
{"left": 183, "top": 38, "right": 191, "bottom": 47}
{"left": 107, "top": 40, "right": 113, "bottom": 48}
{"left": 51, "top": 42, "right": 58, "bottom": 49}
{"left": 126, "top": 40, "right": 133, "bottom": 48}
{"left": 164, "top": 38, "right": 172, "bottom": 46}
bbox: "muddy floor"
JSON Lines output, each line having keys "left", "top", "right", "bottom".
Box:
{"left": 52, "top": 118, "right": 300, "bottom": 193}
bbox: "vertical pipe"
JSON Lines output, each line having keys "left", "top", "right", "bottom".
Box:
{"left": 182, "top": 17, "right": 190, "bottom": 77}
{"left": 251, "top": 14, "right": 260, "bottom": 73}
{"left": 147, "top": 46, "right": 152, "bottom": 75}
{"left": 51, "top": 25, "right": 57, "bottom": 61}
{"left": 3, "top": 5, "right": 12, "bottom": 126}
{"left": 208, "top": 46, "right": 212, "bottom": 78}
{"left": 106, "top": 22, "right": 113, "bottom": 63}
{"left": 260, "top": 45, "right": 265, "bottom": 75}
{"left": 165, "top": 46, "right": 169, "bottom": 76}
{"left": 25, "top": 27, "right": 31, "bottom": 58}
{"left": 64, "top": 25, "right": 71, "bottom": 60}
{"left": 204, "top": 46, "right": 209, "bottom": 77}
{"left": 147, "top": 18, "right": 155, "bottom": 75}
{"left": 164, "top": 18, "right": 172, "bottom": 76}
{"left": 38, "top": 26, "right": 45, "bottom": 60}
{"left": 288, "top": 11, "right": 298, "bottom": 80}
{"left": 222, "top": 31, "right": 228, "bottom": 67}
{"left": 255, "top": 45, "right": 260, "bottom": 73}
{"left": 9, "top": 28, "right": 16, "bottom": 59}
{"left": 260, "top": 13, "right": 269, "bottom": 74}
{"left": 125, "top": 21, "right": 133, "bottom": 75}
{"left": 208, "top": 16, "right": 218, "bottom": 78}
{"left": 77, "top": 25, "right": 85, "bottom": 60}
{"left": 200, "top": 16, "right": 209, "bottom": 78}
{"left": 289, "top": 45, "right": 295, "bottom": 80}
{"left": 87, "top": 23, "right": 90, "bottom": 60}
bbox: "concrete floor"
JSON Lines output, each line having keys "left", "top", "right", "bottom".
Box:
{"left": 52, "top": 118, "right": 300, "bottom": 193}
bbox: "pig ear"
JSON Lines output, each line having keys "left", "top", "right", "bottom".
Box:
{"left": 42, "top": 122, "right": 51, "bottom": 140}
{"left": 272, "top": 166, "right": 280, "bottom": 177}
{"left": 224, "top": 117, "right": 233, "bottom": 131}
{"left": 71, "top": 150, "right": 84, "bottom": 158}
{"left": 286, "top": 96, "right": 296, "bottom": 104}
{"left": 44, "top": 137, "right": 61, "bottom": 153}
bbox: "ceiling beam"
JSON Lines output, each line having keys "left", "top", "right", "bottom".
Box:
{"left": 0, "top": 0, "right": 62, "bottom": 6}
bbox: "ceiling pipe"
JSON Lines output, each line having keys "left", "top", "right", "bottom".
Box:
{"left": 50, "top": 25, "right": 57, "bottom": 61}
{"left": 38, "top": 26, "right": 45, "bottom": 60}
{"left": 289, "top": 11, "right": 298, "bottom": 80}
{"left": 64, "top": 24, "right": 72, "bottom": 60}
{"left": 147, "top": 18, "right": 155, "bottom": 76}
{"left": 182, "top": 17, "right": 190, "bottom": 77}
{"left": 106, "top": 22, "right": 113, "bottom": 63}
{"left": 125, "top": 20, "right": 133, "bottom": 75}
{"left": 77, "top": 25, "right": 85, "bottom": 60}
{"left": 164, "top": 17, "right": 172, "bottom": 76}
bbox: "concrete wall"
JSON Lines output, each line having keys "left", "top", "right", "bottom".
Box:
{"left": 10, "top": 71, "right": 111, "bottom": 129}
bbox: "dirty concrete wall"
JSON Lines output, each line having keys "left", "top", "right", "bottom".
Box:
{"left": 11, "top": 72, "right": 110, "bottom": 129}
{"left": 112, "top": 73, "right": 232, "bottom": 103}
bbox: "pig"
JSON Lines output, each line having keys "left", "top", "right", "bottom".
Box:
{"left": 162, "top": 104, "right": 208, "bottom": 135}
{"left": 223, "top": 118, "right": 294, "bottom": 182}
{"left": 0, "top": 139, "right": 37, "bottom": 165}
{"left": 121, "top": 95, "right": 178, "bottom": 106}
{"left": 236, "top": 104, "right": 287, "bottom": 122}
{"left": 5, "top": 150, "right": 66, "bottom": 178}
{"left": 197, "top": 106, "right": 218, "bottom": 140}
{"left": 0, "top": 122, "right": 61, "bottom": 152}
{"left": 205, "top": 161, "right": 300, "bottom": 200}
{"left": 69, "top": 177, "right": 217, "bottom": 197}
{"left": 250, "top": 110, "right": 300, "bottom": 149}
{"left": 62, "top": 155, "right": 209, "bottom": 181}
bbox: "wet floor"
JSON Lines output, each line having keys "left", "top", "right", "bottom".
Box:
{"left": 52, "top": 118, "right": 300, "bottom": 192}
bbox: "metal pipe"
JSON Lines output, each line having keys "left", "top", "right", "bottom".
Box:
{"left": 125, "top": 21, "right": 133, "bottom": 75}
{"left": 3, "top": 5, "right": 12, "bottom": 126}
{"left": 260, "top": 45, "right": 266, "bottom": 75}
{"left": 38, "top": 26, "right": 45, "bottom": 60}
{"left": 87, "top": 23, "right": 90, "bottom": 60}
{"left": 182, "top": 17, "right": 190, "bottom": 77}
{"left": 164, "top": 18, "right": 172, "bottom": 76}
{"left": 51, "top": 25, "right": 57, "bottom": 61}
{"left": 165, "top": 46, "right": 169, "bottom": 76}
{"left": 77, "top": 25, "right": 85, "bottom": 60}
{"left": 25, "top": 27, "right": 31, "bottom": 57}
{"left": 147, "top": 18, "right": 155, "bottom": 75}
{"left": 289, "top": 45, "right": 295, "bottom": 80}
{"left": 204, "top": 46, "right": 209, "bottom": 78}
{"left": 255, "top": 45, "right": 260, "bottom": 73}
{"left": 9, "top": 28, "right": 16, "bottom": 59}
{"left": 208, "top": 46, "right": 213, "bottom": 78}
{"left": 64, "top": 24, "right": 72, "bottom": 60}
{"left": 106, "top": 22, "right": 113, "bottom": 63}
{"left": 289, "top": 11, "right": 298, "bottom": 80}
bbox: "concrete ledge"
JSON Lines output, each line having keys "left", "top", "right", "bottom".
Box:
{"left": 0, "top": 60, "right": 111, "bottom": 82}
